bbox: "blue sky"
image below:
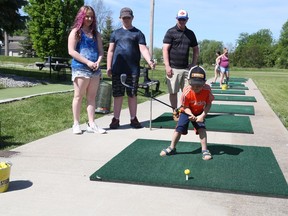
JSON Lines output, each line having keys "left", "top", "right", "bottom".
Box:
{"left": 90, "top": 0, "right": 288, "bottom": 49}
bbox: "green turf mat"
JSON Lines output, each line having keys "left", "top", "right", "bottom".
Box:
{"left": 211, "top": 83, "right": 245, "bottom": 87}
{"left": 211, "top": 85, "right": 249, "bottom": 90}
{"left": 90, "top": 139, "right": 288, "bottom": 198}
{"left": 212, "top": 89, "right": 246, "bottom": 95}
{"left": 228, "top": 77, "right": 248, "bottom": 82}
{"left": 214, "top": 95, "right": 257, "bottom": 102}
{"left": 210, "top": 104, "right": 255, "bottom": 115}
{"left": 212, "top": 81, "right": 245, "bottom": 85}
{"left": 151, "top": 112, "right": 254, "bottom": 134}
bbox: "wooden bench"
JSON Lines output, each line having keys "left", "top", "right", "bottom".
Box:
{"left": 138, "top": 67, "right": 160, "bottom": 96}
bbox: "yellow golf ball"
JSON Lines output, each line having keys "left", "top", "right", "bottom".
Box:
{"left": 184, "top": 169, "right": 190, "bottom": 175}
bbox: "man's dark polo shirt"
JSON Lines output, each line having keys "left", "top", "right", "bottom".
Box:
{"left": 163, "top": 25, "right": 198, "bottom": 69}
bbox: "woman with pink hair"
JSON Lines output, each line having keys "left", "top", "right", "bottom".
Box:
{"left": 68, "top": 5, "right": 106, "bottom": 134}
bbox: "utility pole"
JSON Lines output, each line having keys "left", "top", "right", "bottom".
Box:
{"left": 149, "top": 0, "right": 155, "bottom": 131}
{"left": 4, "top": 31, "right": 8, "bottom": 56}
{"left": 149, "top": 0, "right": 155, "bottom": 59}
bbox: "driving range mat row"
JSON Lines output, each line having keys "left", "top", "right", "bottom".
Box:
{"left": 150, "top": 112, "right": 254, "bottom": 134}
{"left": 212, "top": 86, "right": 249, "bottom": 90}
{"left": 211, "top": 78, "right": 255, "bottom": 113}
{"left": 210, "top": 79, "right": 248, "bottom": 90}
{"left": 211, "top": 82, "right": 246, "bottom": 87}
{"left": 90, "top": 139, "right": 288, "bottom": 198}
{"left": 226, "top": 77, "right": 248, "bottom": 82}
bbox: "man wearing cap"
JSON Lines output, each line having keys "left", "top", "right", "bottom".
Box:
{"left": 107, "top": 7, "right": 156, "bottom": 129}
{"left": 160, "top": 66, "right": 214, "bottom": 161}
{"left": 163, "top": 9, "right": 200, "bottom": 110}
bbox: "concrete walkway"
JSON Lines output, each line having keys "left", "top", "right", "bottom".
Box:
{"left": 0, "top": 78, "right": 287, "bottom": 216}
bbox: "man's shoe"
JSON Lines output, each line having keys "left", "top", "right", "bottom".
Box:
{"left": 86, "top": 123, "right": 106, "bottom": 134}
{"left": 130, "top": 117, "right": 142, "bottom": 128}
{"left": 109, "top": 117, "right": 120, "bottom": 129}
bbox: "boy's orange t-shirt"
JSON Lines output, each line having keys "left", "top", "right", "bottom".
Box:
{"left": 180, "top": 84, "right": 214, "bottom": 116}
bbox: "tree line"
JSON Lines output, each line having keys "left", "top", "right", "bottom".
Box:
{"left": 1, "top": 0, "right": 288, "bottom": 69}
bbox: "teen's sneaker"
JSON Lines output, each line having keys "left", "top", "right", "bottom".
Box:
{"left": 130, "top": 117, "right": 142, "bottom": 128}
{"left": 72, "top": 124, "right": 82, "bottom": 134}
{"left": 109, "top": 117, "right": 120, "bottom": 129}
{"left": 86, "top": 123, "right": 106, "bottom": 134}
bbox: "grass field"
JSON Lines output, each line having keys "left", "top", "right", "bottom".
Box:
{"left": 231, "top": 69, "right": 288, "bottom": 127}
{"left": 0, "top": 58, "right": 287, "bottom": 150}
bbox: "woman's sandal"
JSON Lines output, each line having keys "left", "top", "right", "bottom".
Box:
{"left": 202, "top": 150, "right": 212, "bottom": 160}
{"left": 160, "top": 146, "right": 176, "bottom": 157}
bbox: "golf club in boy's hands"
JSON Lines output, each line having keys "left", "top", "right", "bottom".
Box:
{"left": 120, "top": 73, "right": 174, "bottom": 108}
{"left": 120, "top": 74, "right": 192, "bottom": 121}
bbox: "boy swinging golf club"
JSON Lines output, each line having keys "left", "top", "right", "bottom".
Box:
{"left": 160, "top": 65, "right": 214, "bottom": 160}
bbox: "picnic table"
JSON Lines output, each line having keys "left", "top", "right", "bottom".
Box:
{"left": 35, "top": 56, "right": 71, "bottom": 79}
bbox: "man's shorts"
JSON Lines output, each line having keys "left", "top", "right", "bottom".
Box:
{"left": 166, "top": 68, "right": 189, "bottom": 94}
{"left": 112, "top": 74, "right": 139, "bottom": 97}
{"left": 176, "top": 112, "right": 206, "bottom": 135}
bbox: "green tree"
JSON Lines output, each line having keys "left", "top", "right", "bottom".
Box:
{"left": 234, "top": 29, "right": 274, "bottom": 68}
{"left": 20, "top": 28, "right": 35, "bottom": 57}
{"left": 275, "top": 20, "right": 288, "bottom": 68}
{"left": 0, "top": 0, "right": 28, "bottom": 41}
{"left": 89, "top": 0, "right": 112, "bottom": 33}
{"left": 198, "top": 40, "right": 223, "bottom": 66}
{"left": 24, "top": 0, "right": 83, "bottom": 58}
{"left": 101, "top": 15, "right": 114, "bottom": 66}
{"left": 153, "top": 47, "right": 163, "bottom": 63}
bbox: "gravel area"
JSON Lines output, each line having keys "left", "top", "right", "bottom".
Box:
{"left": 0, "top": 73, "right": 44, "bottom": 88}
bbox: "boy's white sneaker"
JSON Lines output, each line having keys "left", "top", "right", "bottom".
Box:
{"left": 86, "top": 123, "right": 106, "bottom": 134}
{"left": 72, "top": 124, "right": 82, "bottom": 134}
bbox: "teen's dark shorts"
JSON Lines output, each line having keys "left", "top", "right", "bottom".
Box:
{"left": 112, "top": 74, "right": 139, "bottom": 97}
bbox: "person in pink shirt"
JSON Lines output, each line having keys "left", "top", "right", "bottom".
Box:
{"left": 219, "top": 48, "right": 230, "bottom": 87}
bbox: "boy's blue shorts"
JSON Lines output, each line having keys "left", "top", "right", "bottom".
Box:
{"left": 176, "top": 113, "right": 206, "bottom": 135}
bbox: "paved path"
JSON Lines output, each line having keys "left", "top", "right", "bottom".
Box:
{"left": 0, "top": 78, "right": 287, "bottom": 216}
